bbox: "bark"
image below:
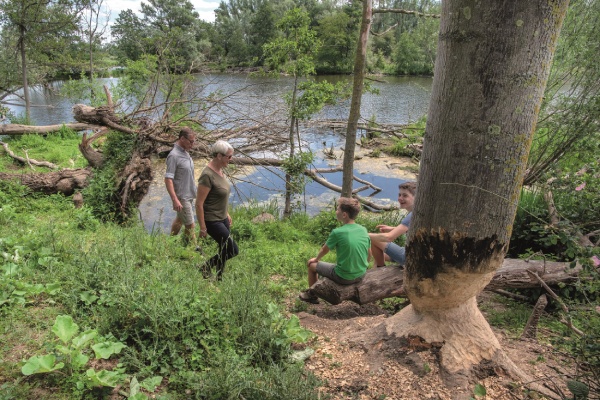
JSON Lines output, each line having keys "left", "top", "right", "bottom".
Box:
{"left": 345, "top": 0, "right": 570, "bottom": 395}
{"left": 310, "top": 259, "right": 580, "bottom": 305}
{"left": 0, "top": 123, "right": 101, "bottom": 135}
{"left": 520, "top": 294, "right": 548, "bottom": 340}
{"left": 341, "top": 0, "right": 372, "bottom": 197}
{"left": 0, "top": 169, "right": 92, "bottom": 195}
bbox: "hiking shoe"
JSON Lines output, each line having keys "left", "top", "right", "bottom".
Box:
{"left": 298, "top": 290, "right": 320, "bottom": 304}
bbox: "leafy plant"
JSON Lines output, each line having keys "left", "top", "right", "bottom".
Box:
{"left": 21, "top": 315, "right": 127, "bottom": 392}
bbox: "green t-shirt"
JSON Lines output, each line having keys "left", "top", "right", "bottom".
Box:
{"left": 325, "top": 223, "right": 370, "bottom": 280}
{"left": 198, "top": 167, "right": 231, "bottom": 221}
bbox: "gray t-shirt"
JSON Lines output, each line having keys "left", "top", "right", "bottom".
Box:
{"left": 165, "top": 143, "right": 197, "bottom": 200}
{"left": 401, "top": 212, "right": 412, "bottom": 228}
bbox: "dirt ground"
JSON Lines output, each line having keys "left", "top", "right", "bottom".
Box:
{"left": 293, "top": 293, "right": 575, "bottom": 400}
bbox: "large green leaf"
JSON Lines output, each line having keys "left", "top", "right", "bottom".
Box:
{"left": 52, "top": 315, "right": 78, "bottom": 344}
{"left": 21, "top": 354, "right": 64, "bottom": 375}
{"left": 92, "top": 341, "right": 126, "bottom": 359}
{"left": 71, "top": 329, "right": 98, "bottom": 350}
{"left": 85, "top": 368, "right": 124, "bottom": 387}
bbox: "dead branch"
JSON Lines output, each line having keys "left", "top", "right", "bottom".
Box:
{"left": 544, "top": 191, "right": 560, "bottom": 226}
{"left": 490, "top": 289, "right": 530, "bottom": 302}
{"left": 78, "top": 127, "right": 110, "bottom": 168}
{"left": 520, "top": 294, "right": 548, "bottom": 341}
{"left": 0, "top": 140, "right": 58, "bottom": 169}
{"left": 526, "top": 269, "right": 583, "bottom": 337}
{"left": 0, "top": 123, "right": 101, "bottom": 135}
{"left": 372, "top": 8, "right": 440, "bottom": 18}
{"left": 371, "top": 22, "right": 399, "bottom": 37}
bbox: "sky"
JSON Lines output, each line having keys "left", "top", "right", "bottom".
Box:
{"left": 104, "top": 0, "right": 220, "bottom": 26}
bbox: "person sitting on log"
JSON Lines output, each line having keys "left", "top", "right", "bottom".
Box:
{"left": 369, "top": 181, "right": 416, "bottom": 268}
{"left": 298, "top": 197, "right": 371, "bottom": 304}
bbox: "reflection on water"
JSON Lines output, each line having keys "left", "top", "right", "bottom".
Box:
{"left": 5, "top": 73, "right": 431, "bottom": 231}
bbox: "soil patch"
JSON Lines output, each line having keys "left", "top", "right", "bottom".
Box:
{"left": 294, "top": 296, "right": 574, "bottom": 400}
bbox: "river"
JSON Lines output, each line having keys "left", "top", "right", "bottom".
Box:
{"left": 5, "top": 73, "right": 433, "bottom": 230}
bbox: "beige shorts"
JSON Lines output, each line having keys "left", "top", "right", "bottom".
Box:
{"left": 176, "top": 198, "right": 195, "bottom": 226}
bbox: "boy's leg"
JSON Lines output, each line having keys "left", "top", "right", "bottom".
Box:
{"left": 307, "top": 260, "right": 319, "bottom": 287}
{"left": 371, "top": 241, "right": 387, "bottom": 267}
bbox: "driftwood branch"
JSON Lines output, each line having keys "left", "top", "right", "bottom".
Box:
{"left": 310, "top": 259, "right": 581, "bottom": 305}
{"left": 0, "top": 140, "right": 58, "bottom": 169}
{"left": 0, "top": 123, "right": 101, "bottom": 135}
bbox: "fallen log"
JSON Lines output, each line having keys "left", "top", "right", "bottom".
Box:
{"left": 0, "top": 169, "right": 92, "bottom": 195}
{"left": 309, "top": 258, "right": 581, "bottom": 305}
{"left": 0, "top": 123, "right": 101, "bottom": 135}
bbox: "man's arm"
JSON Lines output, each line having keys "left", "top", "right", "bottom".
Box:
{"left": 370, "top": 223, "right": 409, "bottom": 243}
{"left": 164, "top": 178, "right": 182, "bottom": 212}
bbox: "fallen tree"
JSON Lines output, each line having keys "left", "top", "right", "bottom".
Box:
{"left": 309, "top": 258, "right": 581, "bottom": 305}
{"left": 0, "top": 123, "right": 101, "bottom": 135}
{"left": 0, "top": 169, "right": 92, "bottom": 195}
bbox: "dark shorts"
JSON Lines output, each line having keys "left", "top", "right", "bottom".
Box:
{"left": 316, "top": 261, "right": 364, "bottom": 285}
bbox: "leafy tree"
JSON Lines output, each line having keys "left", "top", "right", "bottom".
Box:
{"left": 0, "top": 0, "right": 83, "bottom": 119}
{"left": 247, "top": 1, "right": 277, "bottom": 65}
{"left": 391, "top": 15, "right": 438, "bottom": 75}
{"left": 111, "top": 10, "right": 147, "bottom": 64}
{"left": 315, "top": 9, "right": 356, "bottom": 73}
{"left": 263, "top": 7, "right": 345, "bottom": 217}
{"left": 525, "top": 0, "right": 600, "bottom": 185}
{"left": 112, "top": 0, "right": 205, "bottom": 72}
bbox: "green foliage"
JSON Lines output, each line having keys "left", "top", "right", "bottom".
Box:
{"left": 263, "top": 8, "right": 321, "bottom": 78}
{"left": 0, "top": 129, "right": 86, "bottom": 172}
{"left": 391, "top": 17, "right": 439, "bottom": 76}
{"left": 472, "top": 383, "right": 487, "bottom": 398}
{"left": 21, "top": 315, "right": 127, "bottom": 394}
{"left": 82, "top": 131, "right": 137, "bottom": 222}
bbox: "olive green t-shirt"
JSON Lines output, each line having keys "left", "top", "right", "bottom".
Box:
{"left": 198, "top": 167, "right": 231, "bottom": 221}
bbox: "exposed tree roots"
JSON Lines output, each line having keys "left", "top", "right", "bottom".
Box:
{"left": 342, "top": 298, "right": 560, "bottom": 399}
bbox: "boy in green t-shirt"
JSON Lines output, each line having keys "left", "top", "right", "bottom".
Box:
{"left": 299, "top": 197, "right": 371, "bottom": 304}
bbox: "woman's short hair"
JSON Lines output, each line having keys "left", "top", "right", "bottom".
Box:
{"left": 211, "top": 140, "right": 234, "bottom": 157}
{"left": 337, "top": 197, "right": 361, "bottom": 220}
{"left": 399, "top": 181, "right": 417, "bottom": 195}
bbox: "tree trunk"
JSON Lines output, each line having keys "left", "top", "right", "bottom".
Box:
{"left": 19, "top": 25, "right": 30, "bottom": 121}
{"left": 341, "top": 0, "right": 372, "bottom": 197}
{"left": 347, "top": 0, "right": 570, "bottom": 395}
{"left": 310, "top": 259, "right": 580, "bottom": 305}
{"left": 0, "top": 169, "right": 92, "bottom": 195}
{"left": 283, "top": 76, "right": 299, "bottom": 218}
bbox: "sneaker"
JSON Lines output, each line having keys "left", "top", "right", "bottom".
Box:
{"left": 298, "top": 290, "right": 320, "bottom": 304}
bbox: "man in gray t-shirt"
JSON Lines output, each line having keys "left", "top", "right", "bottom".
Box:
{"left": 165, "top": 127, "right": 197, "bottom": 246}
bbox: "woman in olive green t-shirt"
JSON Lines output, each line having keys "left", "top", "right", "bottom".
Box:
{"left": 195, "top": 140, "right": 239, "bottom": 279}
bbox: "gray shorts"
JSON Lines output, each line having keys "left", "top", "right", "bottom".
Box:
{"left": 316, "top": 261, "right": 364, "bottom": 285}
{"left": 176, "top": 198, "right": 195, "bottom": 226}
{"left": 385, "top": 242, "right": 406, "bottom": 265}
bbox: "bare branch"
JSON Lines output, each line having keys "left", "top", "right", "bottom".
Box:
{"left": 0, "top": 140, "right": 58, "bottom": 169}
{"left": 372, "top": 8, "right": 440, "bottom": 18}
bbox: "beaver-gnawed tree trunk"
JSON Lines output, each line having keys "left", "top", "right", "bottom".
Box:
{"left": 346, "top": 0, "right": 570, "bottom": 396}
